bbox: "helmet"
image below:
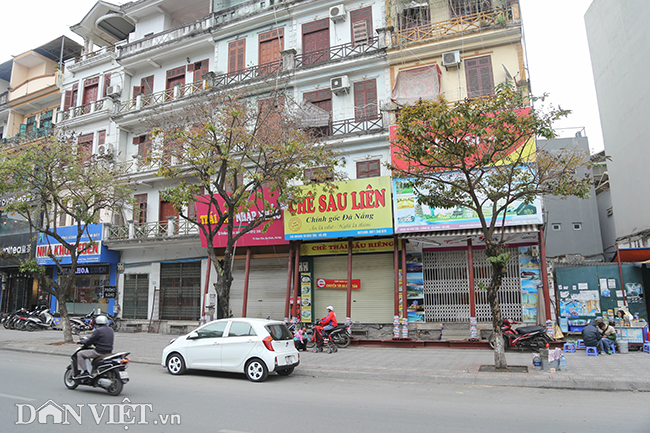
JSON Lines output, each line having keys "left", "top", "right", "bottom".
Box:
{"left": 94, "top": 315, "right": 108, "bottom": 325}
{"left": 326, "top": 306, "right": 334, "bottom": 311}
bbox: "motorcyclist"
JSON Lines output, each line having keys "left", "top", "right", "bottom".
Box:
{"left": 315, "top": 306, "right": 338, "bottom": 339}
{"left": 75, "top": 315, "right": 114, "bottom": 378}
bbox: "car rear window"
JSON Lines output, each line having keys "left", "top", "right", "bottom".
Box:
{"left": 265, "top": 323, "right": 293, "bottom": 341}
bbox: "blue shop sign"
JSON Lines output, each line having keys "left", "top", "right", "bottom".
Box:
{"left": 35, "top": 224, "right": 119, "bottom": 265}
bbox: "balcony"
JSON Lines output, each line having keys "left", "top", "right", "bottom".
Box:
{"left": 305, "top": 114, "right": 384, "bottom": 139}
{"left": 67, "top": 46, "right": 117, "bottom": 73}
{"left": 2, "top": 127, "right": 53, "bottom": 146}
{"left": 105, "top": 217, "right": 199, "bottom": 244}
{"left": 115, "top": 79, "right": 211, "bottom": 115}
{"left": 59, "top": 99, "right": 108, "bottom": 122}
{"left": 393, "top": 5, "right": 519, "bottom": 46}
{"left": 293, "top": 37, "right": 381, "bottom": 68}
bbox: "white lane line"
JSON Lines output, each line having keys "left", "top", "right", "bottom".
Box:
{"left": 0, "top": 393, "right": 36, "bottom": 402}
{"left": 219, "top": 430, "right": 251, "bottom": 433}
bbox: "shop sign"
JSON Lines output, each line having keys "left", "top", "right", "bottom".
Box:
{"left": 392, "top": 178, "right": 543, "bottom": 233}
{"left": 35, "top": 224, "right": 119, "bottom": 265}
{"left": 284, "top": 177, "right": 393, "bottom": 240}
{"left": 102, "top": 286, "right": 117, "bottom": 299}
{"left": 315, "top": 278, "right": 361, "bottom": 289}
{"left": 300, "top": 239, "right": 397, "bottom": 256}
{"left": 0, "top": 233, "right": 33, "bottom": 267}
{"left": 62, "top": 265, "right": 110, "bottom": 275}
{"left": 195, "top": 189, "right": 288, "bottom": 248}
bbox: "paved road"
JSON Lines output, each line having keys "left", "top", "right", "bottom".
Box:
{"left": 2, "top": 350, "right": 650, "bottom": 433}
{"left": 2, "top": 327, "right": 650, "bottom": 392}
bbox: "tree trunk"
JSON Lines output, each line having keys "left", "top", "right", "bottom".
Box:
{"left": 58, "top": 298, "right": 74, "bottom": 344}
{"left": 214, "top": 258, "right": 233, "bottom": 319}
{"left": 486, "top": 244, "right": 508, "bottom": 369}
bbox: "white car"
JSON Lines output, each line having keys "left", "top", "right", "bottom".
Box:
{"left": 161, "top": 318, "right": 300, "bottom": 382}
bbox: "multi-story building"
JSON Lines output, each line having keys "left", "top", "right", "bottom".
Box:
{"left": 39, "top": 0, "right": 555, "bottom": 336}
{"left": 0, "top": 37, "right": 82, "bottom": 313}
{"left": 585, "top": 0, "right": 650, "bottom": 250}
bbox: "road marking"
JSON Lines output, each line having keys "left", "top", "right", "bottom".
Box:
{"left": 0, "top": 393, "right": 36, "bottom": 402}
{"left": 219, "top": 430, "right": 251, "bottom": 433}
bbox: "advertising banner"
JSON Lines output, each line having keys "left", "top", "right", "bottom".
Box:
{"left": 196, "top": 189, "right": 288, "bottom": 248}
{"left": 300, "top": 238, "right": 397, "bottom": 256}
{"left": 35, "top": 224, "right": 118, "bottom": 265}
{"left": 392, "top": 179, "right": 543, "bottom": 233}
{"left": 315, "top": 278, "right": 361, "bottom": 289}
{"left": 284, "top": 177, "right": 393, "bottom": 240}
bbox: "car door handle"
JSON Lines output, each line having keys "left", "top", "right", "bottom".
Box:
{"left": 213, "top": 342, "right": 219, "bottom": 345}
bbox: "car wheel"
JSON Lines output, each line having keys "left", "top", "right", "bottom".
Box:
{"left": 166, "top": 353, "right": 186, "bottom": 375}
{"left": 104, "top": 370, "right": 123, "bottom": 396}
{"left": 245, "top": 358, "right": 268, "bottom": 382}
{"left": 63, "top": 367, "right": 78, "bottom": 390}
{"left": 276, "top": 367, "right": 294, "bottom": 376}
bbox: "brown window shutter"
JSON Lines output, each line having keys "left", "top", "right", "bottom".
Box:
{"left": 98, "top": 130, "right": 106, "bottom": 146}
{"left": 64, "top": 90, "right": 73, "bottom": 110}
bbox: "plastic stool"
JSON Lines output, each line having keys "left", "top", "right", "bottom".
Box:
{"left": 563, "top": 343, "right": 576, "bottom": 353}
{"left": 643, "top": 342, "right": 650, "bottom": 353}
{"left": 576, "top": 339, "right": 585, "bottom": 349}
{"left": 586, "top": 346, "right": 598, "bottom": 356}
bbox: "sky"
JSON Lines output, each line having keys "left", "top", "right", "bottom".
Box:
{"left": 0, "top": 0, "right": 604, "bottom": 154}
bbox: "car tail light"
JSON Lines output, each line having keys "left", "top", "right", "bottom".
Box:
{"left": 262, "top": 336, "right": 275, "bottom": 351}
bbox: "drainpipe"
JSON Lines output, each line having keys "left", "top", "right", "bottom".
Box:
{"left": 242, "top": 248, "right": 251, "bottom": 317}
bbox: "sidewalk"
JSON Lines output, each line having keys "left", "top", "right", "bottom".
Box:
{"left": 2, "top": 328, "right": 649, "bottom": 392}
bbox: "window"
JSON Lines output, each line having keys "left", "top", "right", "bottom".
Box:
{"left": 197, "top": 321, "right": 227, "bottom": 338}
{"left": 134, "top": 76, "right": 154, "bottom": 97}
{"left": 58, "top": 201, "right": 68, "bottom": 227}
{"left": 134, "top": 194, "right": 147, "bottom": 224}
{"left": 227, "top": 322, "right": 256, "bottom": 337}
{"left": 83, "top": 77, "right": 99, "bottom": 105}
{"left": 350, "top": 7, "right": 373, "bottom": 47}
{"left": 465, "top": 56, "right": 494, "bottom": 98}
{"left": 304, "top": 166, "right": 334, "bottom": 183}
{"left": 133, "top": 134, "right": 152, "bottom": 159}
{"left": 97, "top": 130, "right": 106, "bottom": 147}
{"left": 573, "top": 223, "right": 582, "bottom": 231}
{"left": 303, "top": 89, "right": 332, "bottom": 137}
{"left": 450, "top": 0, "right": 492, "bottom": 18}
{"left": 302, "top": 19, "right": 330, "bottom": 65}
{"left": 64, "top": 84, "right": 78, "bottom": 110}
{"left": 166, "top": 67, "right": 185, "bottom": 97}
{"left": 103, "top": 73, "right": 111, "bottom": 97}
{"left": 26, "top": 116, "right": 36, "bottom": 133}
{"left": 189, "top": 59, "right": 209, "bottom": 82}
{"left": 551, "top": 223, "right": 561, "bottom": 231}
{"left": 41, "top": 110, "right": 53, "bottom": 129}
{"left": 258, "top": 29, "right": 284, "bottom": 75}
{"left": 78, "top": 133, "right": 94, "bottom": 163}
{"left": 228, "top": 39, "right": 246, "bottom": 75}
{"left": 354, "top": 79, "right": 377, "bottom": 121}
{"left": 357, "top": 160, "right": 381, "bottom": 178}
{"left": 399, "top": 6, "right": 430, "bottom": 30}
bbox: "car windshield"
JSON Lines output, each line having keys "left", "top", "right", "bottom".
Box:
{"left": 265, "top": 323, "right": 293, "bottom": 341}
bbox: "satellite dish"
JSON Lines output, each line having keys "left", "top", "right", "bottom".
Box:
{"left": 502, "top": 64, "right": 513, "bottom": 81}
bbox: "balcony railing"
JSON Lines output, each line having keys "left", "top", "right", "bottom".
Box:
{"left": 211, "top": 60, "right": 283, "bottom": 87}
{"left": 393, "top": 6, "right": 518, "bottom": 45}
{"left": 2, "top": 127, "right": 53, "bottom": 146}
{"left": 305, "top": 114, "right": 384, "bottom": 138}
{"left": 106, "top": 217, "right": 199, "bottom": 241}
{"left": 76, "top": 45, "right": 116, "bottom": 63}
{"left": 294, "top": 37, "right": 381, "bottom": 68}
{"left": 59, "top": 99, "right": 107, "bottom": 121}
{"left": 116, "top": 80, "right": 209, "bottom": 115}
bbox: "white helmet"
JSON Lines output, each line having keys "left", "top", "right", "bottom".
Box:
{"left": 94, "top": 315, "right": 108, "bottom": 325}
{"left": 326, "top": 306, "right": 334, "bottom": 311}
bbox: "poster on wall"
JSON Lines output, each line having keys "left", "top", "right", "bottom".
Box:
{"left": 403, "top": 253, "right": 424, "bottom": 322}
{"left": 560, "top": 290, "right": 601, "bottom": 318}
{"left": 519, "top": 246, "right": 541, "bottom": 321}
{"left": 300, "top": 273, "right": 312, "bottom": 323}
{"left": 625, "top": 282, "right": 644, "bottom": 304}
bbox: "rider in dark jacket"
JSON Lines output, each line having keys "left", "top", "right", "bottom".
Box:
{"left": 75, "top": 315, "right": 114, "bottom": 378}
{"left": 581, "top": 319, "right": 607, "bottom": 354}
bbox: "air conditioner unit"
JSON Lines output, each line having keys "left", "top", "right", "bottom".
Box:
{"left": 97, "top": 145, "right": 106, "bottom": 155}
{"left": 106, "top": 85, "right": 121, "bottom": 97}
{"left": 441, "top": 51, "right": 461, "bottom": 69}
{"left": 330, "top": 4, "right": 346, "bottom": 22}
{"left": 330, "top": 75, "right": 350, "bottom": 95}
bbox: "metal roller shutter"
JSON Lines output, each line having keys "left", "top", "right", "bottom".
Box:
{"left": 313, "top": 253, "right": 394, "bottom": 323}
{"left": 229, "top": 256, "right": 289, "bottom": 320}
{"left": 123, "top": 274, "right": 149, "bottom": 319}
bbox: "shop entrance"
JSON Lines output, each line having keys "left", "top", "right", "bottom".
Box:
{"left": 123, "top": 274, "right": 149, "bottom": 319}
{"left": 159, "top": 262, "right": 201, "bottom": 321}
{"left": 422, "top": 247, "right": 522, "bottom": 322}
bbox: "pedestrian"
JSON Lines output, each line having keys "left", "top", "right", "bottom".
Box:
{"left": 581, "top": 319, "right": 608, "bottom": 355}
{"left": 598, "top": 321, "right": 616, "bottom": 354}
{"left": 293, "top": 327, "right": 308, "bottom": 351}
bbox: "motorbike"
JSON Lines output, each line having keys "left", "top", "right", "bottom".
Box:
{"left": 71, "top": 311, "right": 122, "bottom": 334}
{"left": 488, "top": 319, "right": 553, "bottom": 351}
{"left": 306, "top": 324, "right": 351, "bottom": 350}
{"left": 25, "top": 306, "right": 55, "bottom": 331}
{"left": 64, "top": 344, "right": 130, "bottom": 396}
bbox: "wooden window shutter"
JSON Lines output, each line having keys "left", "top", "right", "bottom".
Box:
{"left": 64, "top": 90, "right": 74, "bottom": 110}
{"left": 98, "top": 130, "right": 106, "bottom": 146}
{"left": 356, "top": 160, "right": 380, "bottom": 179}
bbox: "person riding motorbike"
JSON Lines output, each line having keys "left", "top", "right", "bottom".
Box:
{"left": 75, "top": 315, "right": 114, "bottom": 379}
{"left": 314, "top": 306, "right": 338, "bottom": 342}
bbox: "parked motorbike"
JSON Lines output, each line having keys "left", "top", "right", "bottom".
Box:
{"left": 71, "top": 311, "right": 121, "bottom": 334}
{"left": 4, "top": 308, "right": 31, "bottom": 330}
{"left": 25, "top": 306, "right": 55, "bottom": 331}
{"left": 64, "top": 345, "right": 130, "bottom": 396}
{"left": 488, "top": 319, "right": 553, "bottom": 351}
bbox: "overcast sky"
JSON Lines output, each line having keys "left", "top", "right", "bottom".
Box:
{"left": 0, "top": 0, "right": 603, "bottom": 153}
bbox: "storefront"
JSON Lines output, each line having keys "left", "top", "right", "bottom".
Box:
{"left": 283, "top": 176, "right": 395, "bottom": 325}
{"left": 0, "top": 233, "right": 39, "bottom": 313}
{"left": 392, "top": 178, "right": 549, "bottom": 324}
{"left": 35, "top": 224, "right": 120, "bottom": 315}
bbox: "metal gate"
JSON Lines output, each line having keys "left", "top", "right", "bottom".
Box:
{"left": 159, "top": 262, "right": 201, "bottom": 321}
{"left": 122, "top": 274, "right": 149, "bottom": 319}
{"left": 423, "top": 247, "right": 521, "bottom": 322}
